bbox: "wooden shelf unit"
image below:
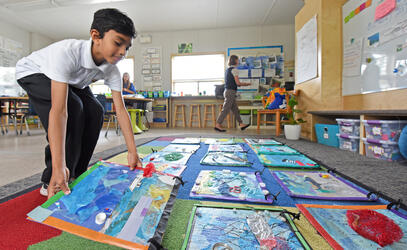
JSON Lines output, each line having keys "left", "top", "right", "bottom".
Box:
{"left": 151, "top": 98, "right": 169, "bottom": 128}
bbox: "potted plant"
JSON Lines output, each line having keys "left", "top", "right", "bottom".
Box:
{"left": 283, "top": 94, "right": 306, "bottom": 140}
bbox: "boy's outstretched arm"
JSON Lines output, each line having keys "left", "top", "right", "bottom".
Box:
{"left": 48, "top": 80, "right": 71, "bottom": 199}
{"left": 111, "top": 90, "right": 142, "bottom": 170}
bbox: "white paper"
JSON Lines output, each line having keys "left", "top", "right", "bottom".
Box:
{"left": 343, "top": 38, "right": 363, "bottom": 77}
{"left": 296, "top": 15, "right": 318, "bottom": 84}
{"left": 238, "top": 69, "right": 249, "bottom": 78}
{"left": 251, "top": 69, "right": 262, "bottom": 78}
{"left": 264, "top": 68, "right": 275, "bottom": 77}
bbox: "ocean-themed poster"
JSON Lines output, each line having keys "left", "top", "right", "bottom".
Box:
{"left": 200, "top": 152, "right": 251, "bottom": 167}
{"left": 143, "top": 151, "right": 193, "bottom": 165}
{"left": 252, "top": 145, "right": 300, "bottom": 155}
{"left": 272, "top": 171, "right": 374, "bottom": 200}
{"left": 161, "top": 144, "right": 200, "bottom": 153}
{"left": 27, "top": 161, "right": 177, "bottom": 249}
{"left": 245, "top": 138, "right": 282, "bottom": 145}
{"left": 297, "top": 204, "right": 407, "bottom": 249}
{"left": 208, "top": 144, "right": 244, "bottom": 152}
{"left": 258, "top": 154, "right": 319, "bottom": 169}
{"left": 182, "top": 205, "right": 310, "bottom": 249}
{"left": 190, "top": 170, "right": 273, "bottom": 203}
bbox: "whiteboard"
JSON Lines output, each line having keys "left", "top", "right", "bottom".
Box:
{"left": 296, "top": 15, "right": 318, "bottom": 84}
{"left": 342, "top": 0, "right": 407, "bottom": 96}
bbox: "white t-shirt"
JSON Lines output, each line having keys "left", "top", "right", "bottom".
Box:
{"left": 15, "top": 39, "right": 122, "bottom": 92}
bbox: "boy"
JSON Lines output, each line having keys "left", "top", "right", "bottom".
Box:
{"left": 16, "top": 8, "right": 142, "bottom": 199}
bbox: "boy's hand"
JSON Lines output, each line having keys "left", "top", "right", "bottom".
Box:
{"left": 128, "top": 151, "right": 142, "bottom": 170}
{"left": 47, "top": 167, "right": 71, "bottom": 199}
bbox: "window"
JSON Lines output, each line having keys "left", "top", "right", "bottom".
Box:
{"left": 90, "top": 57, "right": 134, "bottom": 94}
{"left": 172, "top": 53, "right": 225, "bottom": 96}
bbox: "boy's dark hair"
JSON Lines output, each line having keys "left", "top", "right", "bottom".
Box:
{"left": 228, "top": 55, "right": 238, "bottom": 66}
{"left": 91, "top": 8, "right": 136, "bottom": 38}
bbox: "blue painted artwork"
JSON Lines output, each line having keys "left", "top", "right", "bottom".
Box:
{"left": 200, "top": 152, "right": 251, "bottom": 166}
{"left": 252, "top": 145, "right": 300, "bottom": 155}
{"left": 184, "top": 206, "right": 305, "bottom": 249}
{"left": 258, "top": 154, "right": 319, "bottom": 168}
{"left": 32, "top": 161, "right": 176, "bottom": 248}
{"left": 245, "top": 138, "right": 281, "bottom": 145}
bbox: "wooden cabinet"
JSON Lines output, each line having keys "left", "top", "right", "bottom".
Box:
{"left": 151, "top": 98, "right": 169, "bottom": 128}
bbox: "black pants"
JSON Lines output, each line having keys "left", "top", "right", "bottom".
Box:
{"left": 18, "top": 74, "right": 104, "bottom": 184}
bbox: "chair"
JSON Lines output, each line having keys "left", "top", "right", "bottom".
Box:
{"left": 0, "top": 101, "right": 8, "bottom": 135}
{"left": 257, "top": 91, "right": 293, "bottom": 136}
{"left": 189, "top": 104, "right": 201, "bottom": 128}
{"left": 203, "top": 104, "right": 216, "bottom": 128}
{"left": 95, "top": 94, "right": 119, "bottom": 137}
{"left": 19, "top": 100, "right": 39, "bottom": 136}
{"left": 127, "top": 109, "right": 143, "bottom": 134}
{"left": 173, "top": 104, "right": 186, "bottom": 128}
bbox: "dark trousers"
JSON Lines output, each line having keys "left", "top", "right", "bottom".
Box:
{"left": 18, "top": 74, "right": 104, "bottom": 184}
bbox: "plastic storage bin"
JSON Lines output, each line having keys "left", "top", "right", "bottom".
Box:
{"left": 362, "top": 120, "right": 407, "bottom": 142}
{"left": 315, "top": 124, "right": 339, "bottom": 147}
{"left": 336, "top": 118, "right": 360, "bottom": 136}
{"left": 337, "top": 133, "right": 360, "bottom": 152}
{"left": 152, "top": 105, "right": 166, "bottom": 111}
{"left": 362, "top": 138, "right": 404, "bottom": 161}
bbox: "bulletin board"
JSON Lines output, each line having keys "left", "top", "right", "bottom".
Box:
{"left": 141, "top": 46, "right": 162, "bottom": 91}
{"left": 342, "top": 0, "right": 407, "bottom": 96}
{"left": 227, "top": 46, "right": 284, "bottom": 93}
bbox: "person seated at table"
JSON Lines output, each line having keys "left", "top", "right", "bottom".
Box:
{"left": 122, "top": 72, "right": 136, "bottom": 95}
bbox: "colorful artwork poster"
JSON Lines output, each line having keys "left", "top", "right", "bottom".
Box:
{"left": 258, "top": 154, "right": 319, "bottom": 169}
{"left": 204, "top": 138, "right": 236, "bottom": 145}
{"left": 27, "top": 161, "right": 177, "bottom": 249}
{"left": 200, "top": 152, "right": 251, "bottom": 167}
{"left": 148, "top": 162, "right": 186, "bottom": 177}
{"left": 245, "top": 138, "right": 282, "bottom": 145}
{"left": 182, "top": 205, "right": 309, "bottom": 250}
{"left": 297, "top": 204, "right": 407, "bottom": 250}
{"left": 171, "top": 138, "right": 201, "bottom": 144}
{"left": 190, "top": 170, "right": 273, "bottom": 203}
{"left": 161, "top": 144, "right": 200, "bottom": 153}
{"left": 208, "top": 144, "right": 244, "bottom": 152}
{"left": 143, "top": 151, "right": 192, "bottom": 165}
{"left": 252, "top": 145, "right": 300, "bottom": 155}
{"left": 272, "top": 171, "right": 374, "bottom": 201}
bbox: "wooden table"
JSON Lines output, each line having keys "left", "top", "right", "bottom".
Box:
{"left": 0, "top": 96, "right": 29, "bottom": 135}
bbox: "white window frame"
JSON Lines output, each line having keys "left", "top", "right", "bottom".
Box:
{"left": 171, "top": 52, "right": 225, "bottom": 96}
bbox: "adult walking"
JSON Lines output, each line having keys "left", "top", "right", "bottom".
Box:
{"left": 215, "top": 55, "right": 251, "bottom": 132}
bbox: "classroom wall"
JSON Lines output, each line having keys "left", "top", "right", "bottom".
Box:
{"left": 294, "top": 0, "right": 347, "bottom": 139}
{"left": 128, "top": 24, "right": 295, "bottom": 90}
{"left": 0, "top": 20, "right": 54, "bottom": 56}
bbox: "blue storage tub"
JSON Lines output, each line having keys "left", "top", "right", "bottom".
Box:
{"left": 153, "top": 118, "right": 166, "bottom": 122}
{"left": 362, "top": 138, "right": 404, "bottom": 161}
{"left": 315, "top": 124, "right": 339, "bottom": 147}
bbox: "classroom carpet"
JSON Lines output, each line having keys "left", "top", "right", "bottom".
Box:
{"left": 1, "top": 134, "right": 407, "bottom": 249}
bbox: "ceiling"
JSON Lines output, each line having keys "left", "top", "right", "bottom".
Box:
{"left": 0, "top": 0, "right": 304, "bottom": 40}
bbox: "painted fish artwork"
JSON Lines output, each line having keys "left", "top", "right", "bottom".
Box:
{"left": 252, "top": 145, "right": 300, "bottom": 155}
{"left": 161, "top": 144, "right": 200, "bottom": 153}
{"left": 272, "top": 171, "right": 374, "bottom": 200}
{"left": 182, "top": 205, "right": 309, "bottom": 250}
{"left": 171, "top": 138, "right": 201, "bottom": 144}
{"left": 143, "top": 151, "right": 193, "bottom": 165}
{"left": 208, "top": 144, "right": 245, "bottom": 152}
{"left": 245, "top": 138, "right": 282, "bottom": 145}
{"left": 190, "top": 170, "right": 273, "bottom": 203}
{"left": 297, "top": 204, "right": 407, "bottom": 250}
{"left": 27, "top": 161, "right": 177, "bottom": 249}
{"left": 200, "top": 152, "right": 251, "bottom": 166}
{"left": 258, "top": 154, "right": 319, "bottom": 169}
